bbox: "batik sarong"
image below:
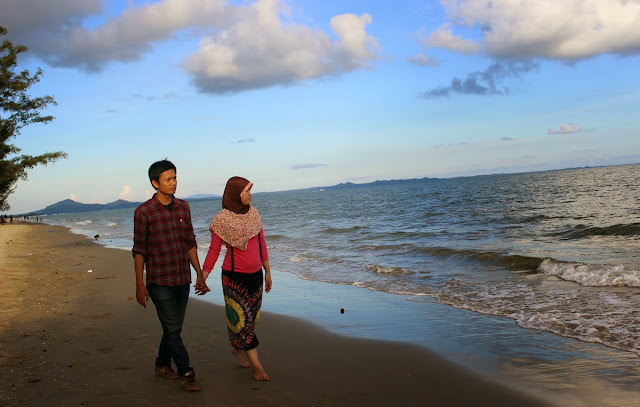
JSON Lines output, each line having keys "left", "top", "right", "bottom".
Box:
{"left": 221, "top": 268, "right": 263, "bottom": 350}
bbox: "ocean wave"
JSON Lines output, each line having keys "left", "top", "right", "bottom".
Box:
{"left": 435, "top": 279, "right": 640, "bottom": 355}
{"left": 365, "top": 264, "right": 414, "bottom": 276}
{"left": 290, "top": 254, "right": 312, "bottom": 263}
{"left": 354, "top": 243, "right": 421, "bottom": 254}
{"left": 539, "top": 259, "right": 640, "bottom": 288}
{"left": 322, "top": 226, "right": 367, "bottom": 234}
{"left": 352, "top": 280, "right": 431, "bottom": 297}
{"left": 519, "top": 214, "right": 548, "bottom": 224}
{"left": 265, "top": 234, "right": 287, "bottom": 240}
{"left": 386, "top": 230, "right": 440, "bottom": 238}
{"left": 423, "top": 247, "right": 545, "bottom": 271}
{"left": 555, "top": 223, "right": 640, "bottom": 240}
{"left": 355, "top": 244, "right": 546, "bottom": 271}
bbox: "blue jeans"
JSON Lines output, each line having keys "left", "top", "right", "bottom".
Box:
{"left": 147, "top": 284, "right": 192, "bottom": 377}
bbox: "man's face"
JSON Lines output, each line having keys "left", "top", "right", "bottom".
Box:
{"left": 152, "top": 169, "right": 177, "bottom": 196}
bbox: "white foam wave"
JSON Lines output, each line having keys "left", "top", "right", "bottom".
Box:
{"left": 365, "top": 264, "right": 414, "bottom": 275}
{"left": 352, "top": 280, "right": 429, "bottom": 298}
{"left": 436, "top": 279, "right": 640, "bottom": 355}
{"left": 539, "top": 259, "right": 640, "bottom": 288}
{"left": 76, "top": 220, "right": 93, "bottom": 225}
{"left": 290, "top": 254, "right": 311, "bottom": 263}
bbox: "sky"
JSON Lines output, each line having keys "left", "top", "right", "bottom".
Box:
{"left": 2, "top": 0, "right": 639, "bottom": 214}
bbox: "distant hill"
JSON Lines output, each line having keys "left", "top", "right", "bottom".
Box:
{"left": 184, "top": 194, "right": 221, "bottom": 201}
{"left": 27, "top": 195, "right": 222, "bottom": 216}
{"left": 29, "top": 199, "right": 142, "bottom": 215}
{"left": 317, "top": 177, "right": 434, "bottom": 190}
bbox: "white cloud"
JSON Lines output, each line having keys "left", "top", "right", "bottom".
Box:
{"left": 418, "top": 1, "right": 640, "bottom": 97}
{"left": 183, "top": 0, "right": 379, "bottom": 93}
{"left": 1, "top": 0, "right": 238, "bottom": 71}
{"left": 69, "top": 193, "right": 78, "bottom": 202}
{"left": 329, "top": 12, "right": 379, "bottom": 70}
{"left": 145, "top": 190, "right": 154, "bottom": 200}
{"left": 0, "top": 0, "right": 101, "bottom": 35}
{"left": 548, "top": 123, "right": 584, "bottom": 135}
{"left": 439, "top": 0, "right": 640, "bottom": 60}
{"left": 119, "top": 185, "right": 134, "bottom": 201}
{"left": 2, "top": 0, "right": 379, "bottom": 92}
{"left": 422, "top": 23, "right": 479, "bottom": 54}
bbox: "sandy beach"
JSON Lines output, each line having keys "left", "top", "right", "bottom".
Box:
{"left": 0, "top": 223, "right": 553, "bottom": 406}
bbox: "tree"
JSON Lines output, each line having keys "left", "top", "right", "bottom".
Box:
{"left": 0, "top": 26, "right": 67, "bottom": 211}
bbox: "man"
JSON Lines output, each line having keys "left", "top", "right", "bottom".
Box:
{"left": 132, "top": 159, "right": 210, "bottom": 391}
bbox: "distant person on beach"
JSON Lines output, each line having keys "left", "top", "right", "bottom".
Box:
{"left": 203, "top": 176, "right": 272, "bottom": 381}
{"left": 132, "top": 159, "right": 210, "bottom": 391}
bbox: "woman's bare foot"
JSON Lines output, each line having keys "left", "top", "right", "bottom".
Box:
{"left": 246, "top": 348, "right": 270, "bottom": 381}
{"left": 231, "top": 348, "right": 250, "bottom": 368}
{"left": 252, "top": 364, "right": 270, "bottom": 381}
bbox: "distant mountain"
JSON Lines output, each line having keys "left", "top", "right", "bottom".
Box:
{"left": 312, "top": 177, "right": 434, "bottom": 191}
{"left": 185, "top": 194, "right": 220, "bottom": 201}
{"left": 28, "top": 194, "right": 222, "bottom": 216}
{"left": 29, "top": 199, "right": 142, "bottom": 215}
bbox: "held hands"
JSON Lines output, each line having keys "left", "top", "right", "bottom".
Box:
{"left": 194, "top": 274, "right": 211, "bottom": 296}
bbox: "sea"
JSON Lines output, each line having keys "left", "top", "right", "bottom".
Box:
{"left": 42, "top": 164, "right": 640, "bottom": 405}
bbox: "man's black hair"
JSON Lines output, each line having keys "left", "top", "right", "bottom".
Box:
{"left": 148, "top": 159, "right": 176, "bottom": 189}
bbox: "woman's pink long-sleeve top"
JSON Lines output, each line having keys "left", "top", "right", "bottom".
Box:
{"left": 202, "top": 228, "right": 268, "bottom": 274}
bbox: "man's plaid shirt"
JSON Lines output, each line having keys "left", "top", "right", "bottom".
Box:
{"left": 132, "top": 194, "right": 197, "bottom": 286}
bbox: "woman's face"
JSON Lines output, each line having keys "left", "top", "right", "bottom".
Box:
{"left": 240, "top": 182, "right": 253, "bottom": 205}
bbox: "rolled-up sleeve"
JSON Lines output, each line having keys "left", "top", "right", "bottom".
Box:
{"left": 132, "top": 208, "right": 148, "bottom": 258}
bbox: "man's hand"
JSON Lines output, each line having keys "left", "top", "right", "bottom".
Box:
{"left": 136, "top": 284, "right": 150, "bottom": 308}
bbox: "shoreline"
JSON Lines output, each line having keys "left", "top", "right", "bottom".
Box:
{"left": 0, "top": 223, "right": 553, "bottom": 406}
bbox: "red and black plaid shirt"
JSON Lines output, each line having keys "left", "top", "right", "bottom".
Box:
{"left": 132, "top": 194, "right": 197, "bottom": 286}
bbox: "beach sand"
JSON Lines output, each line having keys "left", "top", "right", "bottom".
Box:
{"left": 0, "top": 223, "right": 552, "bottom": 406}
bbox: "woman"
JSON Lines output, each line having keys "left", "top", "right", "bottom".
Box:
{"left": 202, "top": 176, "right": 272, "bottom": 381}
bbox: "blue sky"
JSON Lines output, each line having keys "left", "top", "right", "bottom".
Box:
{"left": 2, "top": 0, "right": 639, "bottom": 213}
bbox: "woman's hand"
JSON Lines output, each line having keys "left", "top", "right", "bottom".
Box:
{"left": 263, "top": 260, "right": 272, "bottom": 293}
{"left": 264, "top": 271, "right": 272, "bottom": 293}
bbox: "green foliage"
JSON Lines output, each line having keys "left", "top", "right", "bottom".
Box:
{"left": 0, "top": 26, "right": 67, "bottom": 211}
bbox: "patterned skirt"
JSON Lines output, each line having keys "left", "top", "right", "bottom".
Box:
{"left": 221, "top": 269, "right": 263, "bottom": 350}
